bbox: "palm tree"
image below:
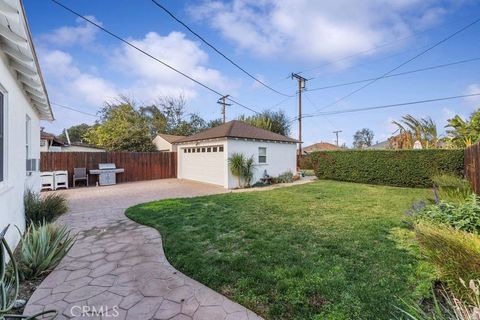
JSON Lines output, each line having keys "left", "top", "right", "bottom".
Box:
{"left": 243, "top": 156, "right": 255, "bottom": 187}
{"left": 391, "top": 115, "right": 438, "bottom": 149}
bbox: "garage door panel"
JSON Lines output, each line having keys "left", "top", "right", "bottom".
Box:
{"left": 180, "top": 149, "right": 224, "bottom": 186}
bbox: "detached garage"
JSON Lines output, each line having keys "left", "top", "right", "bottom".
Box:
{"left": 174, "top": 120, "right": 298, "bottom": 189}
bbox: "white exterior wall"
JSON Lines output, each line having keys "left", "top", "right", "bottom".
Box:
{"left": 226, "top": 139, "right": 297, "bottom": 189}
{"left": 176, "top": 138, "right": 297, "bottom": 189}
{"left": 177, "top": 139, "right": 228, "bottom": 187}
{"left": 0, "top": 51, "right": 41, "bottom": 249}
{"left": 153, "top": 136, "right": 176, "bottom": 152}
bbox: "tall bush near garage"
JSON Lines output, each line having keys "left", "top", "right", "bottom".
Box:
{"left": 228, "top": 153, "right": 256, "bottom": 188}
{"left": 309, "top": 149, "right": 464, "bottom": 187}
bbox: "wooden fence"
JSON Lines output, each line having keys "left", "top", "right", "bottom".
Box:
{"left": 40, "top": 152, "right": 177, "bottom": 187}
{"left": 465, "top": 143, "right": 480, "bottom": 194}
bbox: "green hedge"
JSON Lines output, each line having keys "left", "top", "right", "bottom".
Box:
{"left": 307, "top": 149, "right": 464, "bottom": 187}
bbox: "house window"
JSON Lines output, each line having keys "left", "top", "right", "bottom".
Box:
{"left": 202, "top": 147, "right": 206, "bottom": 152}
{"left": 197, "top": 148, "right": 201, "bottom": 153}
{"left": 213, "top": 147, "right": 217, "bottom": 152}
{"left": 192, "top": 148, "right": 196, "bottom": 153}
{"left": 219, "top": 146, "right": 224, "bottom": 152}
{"left": 0, "top": 92, "right": 3, "bottom": 182}
{"left": 207, "top": 147, "right": 211, "bottom": 152}
{"left": 184, "top": 149, "right": 187, "bottom": 153}
{"left": 26, "top": 115, "right": 31, "bottom": 160}
{"left": 258, "top": 147, "right": 267, "bottom": 163}
{"left": 188, "top": 148, "right": 191, "bottom": 153}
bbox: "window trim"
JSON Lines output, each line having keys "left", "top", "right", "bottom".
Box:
{"left": 0, "top": 85, "right": 8, "bottom": 189}
{"left": 258, "top": 147, "right": 267, "bottom": 164}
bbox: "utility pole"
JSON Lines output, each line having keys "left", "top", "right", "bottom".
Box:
{"left": 291, "top": 73, "right": 307, "bottom": 155}
{"left": 333, "top": 130, "right": 342, "bottom": 146}
{"left": 217, "top": 95, "right": 231, "bottom": 123}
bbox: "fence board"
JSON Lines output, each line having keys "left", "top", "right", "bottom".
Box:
{"left": 40, "top": 152, "right": 177, "bottom": 187}
{"left": 465, "top": 143, "right": 480, "bottom": 194}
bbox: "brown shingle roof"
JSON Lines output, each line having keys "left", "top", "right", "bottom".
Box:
{"left": 174, "top": 120, "right": 298, "bottom": 144}
{"left": 157, "top": 133, "right": 186, "bottom": 143}
{"left": 303, "top": 142, "right": 340, "bottom": 153}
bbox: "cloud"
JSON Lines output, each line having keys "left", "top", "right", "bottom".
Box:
{"left": 40, "top": 16, "right": 101, "bottom": 46}
{"left": 111, "top": 31, "right": 230, "bottom": 101}
{"left": 38, "top": 49, "right": 117, "bottom": 106}
{"left": 189, "top": 0, "right": 453, "bottom": 63}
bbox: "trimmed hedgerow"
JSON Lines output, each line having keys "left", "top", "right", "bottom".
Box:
{"left": 309, "top": 149, "right": 464, "bottom": 187}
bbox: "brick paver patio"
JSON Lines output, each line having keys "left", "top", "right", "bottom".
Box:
{"left": 24, "top": 179, "right": 262, "bottom": 320}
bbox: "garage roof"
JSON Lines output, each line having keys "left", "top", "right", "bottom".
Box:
{"left": 174, "top": 120, "right": 298, "bottom": 144}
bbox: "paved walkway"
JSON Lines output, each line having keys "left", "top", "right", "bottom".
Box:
{"left": 24, "top": 179, "right": 262, "bottom": 320}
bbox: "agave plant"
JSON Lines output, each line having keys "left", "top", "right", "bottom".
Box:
{"left": 18, "top": 223, "right": 76, "bottom": 279}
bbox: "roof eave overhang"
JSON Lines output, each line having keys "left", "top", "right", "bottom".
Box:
{"left": 0, "top": 0, "right": 53, "bottom": 121}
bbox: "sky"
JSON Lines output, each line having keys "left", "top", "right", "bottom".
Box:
{"left": 24, "top": 0, "right": 480, "bottom": 147}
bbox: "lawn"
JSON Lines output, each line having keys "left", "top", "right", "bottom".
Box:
{"left": 126, "top": 180, "right": 431, "bottom": 320}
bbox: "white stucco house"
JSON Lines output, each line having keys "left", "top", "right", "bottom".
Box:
{"left": 0, "top": 0, "right": 53, "bottom": 248}
{"left": 152, "top": 133, "right": 185, "bottom": 152}
{"left": 40, "top": 130, "right": 105, "bottom": 152}
{"left": 174, "top": 120, "right": 298, "bottom": 189}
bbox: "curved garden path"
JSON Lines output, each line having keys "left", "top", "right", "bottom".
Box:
{"left": 24, "top": 179, "right": 262, "bottom": 320}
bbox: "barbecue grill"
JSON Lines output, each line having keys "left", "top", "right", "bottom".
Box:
{"left": 89, "top": 163, "right": 125, "bottom": 186}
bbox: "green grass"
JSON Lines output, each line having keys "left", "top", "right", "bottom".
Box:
{"left": 126, "top": 180, "right": 432, "bottom": 320}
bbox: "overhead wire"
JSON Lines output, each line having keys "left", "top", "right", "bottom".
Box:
{"left": 311, "top": 16, "right": 480, "bottom": 113}
{"left": 306, "top": 57, "right": 480, "bottom": 92}
{"left": 50, "top": 0, "right": 261, "bottom": 115}
{"left": 288, "top": 93, "right": 480, "bottom": 122}
{"left": 149, "top": 0, "right": 293, "bottom": 97}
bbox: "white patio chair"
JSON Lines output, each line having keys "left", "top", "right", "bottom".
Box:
{"left": 40, "top": 172, "right": 54, "bottom": 191}
{"left": 54, "top": 170, "right": 68, "bottom": 190}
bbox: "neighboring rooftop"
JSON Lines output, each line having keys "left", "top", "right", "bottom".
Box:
{"left": 156, "top": 133, "right": 186, "bottom": 143}
{"left": 368, "top": 140, "right": 390, "bottom": 150}
{"left": 303, "top": 142, "right": 341, "bottom": 154}
{"left": 40, "top": 130, "right": 65, "bottom": 146}
{"left": 174, "top": 120, "right": 298, "bottom": 144}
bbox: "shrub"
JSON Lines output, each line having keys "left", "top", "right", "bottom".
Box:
{"left": 397, "top": 280, "right": 480, "bottom": 320}
{"left": 228, "top": 153, "right": 256, "bottom": 188}
{"left": 309, "top": 149, "right": 464, "bottom": 187}
{"left": 415, "top": 223, "right": 480, "bottom": 298}
{"left": 274, "top": 171, "right": 294, "bottom": 183}
{"left": 18, "top": 222, "right": 76, "bottom": 279}
{"left": 431, "top": 174, "right": 473, "bottom": 203}
{"left": 413, "top": 195, "right": 480, "bottom": 233}
{"left": 24, "top": 189, "right": 68, "bottom": 225}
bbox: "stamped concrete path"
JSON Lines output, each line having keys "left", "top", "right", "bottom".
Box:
{"left": 24, "top": 179, "right": 263, "bottom": 320}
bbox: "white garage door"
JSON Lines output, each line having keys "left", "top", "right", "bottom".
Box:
{"left": 180, "top": 145, "right": 225, "bottom": 186}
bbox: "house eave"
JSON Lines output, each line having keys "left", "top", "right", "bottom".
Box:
{"left": 0, "top": 0, "right": 53, "bottom": 120}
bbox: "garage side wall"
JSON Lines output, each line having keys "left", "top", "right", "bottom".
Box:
{"left": 226, "top": 139, "right": 297, "bottom": 189}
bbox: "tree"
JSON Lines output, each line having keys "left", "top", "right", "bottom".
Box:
{"left": 238, "top": 110, "right": 291, "bottom": 136}
{"left": 445, "top": 109, "right": 480, "bottom": 147}
{"left": 84, "top": 98, "right": 156, "bottom": 151}
{"left": 59, "top": 123, "right": 91, "bottom": 143}
{"left": 390, "top": 115, "right": 438, "bottom": 149}
{"left": 353, "top": 128, "right": 374, "bottom": 149}
{"left": 155, "top": 94, "right": 212, "bottom": 136}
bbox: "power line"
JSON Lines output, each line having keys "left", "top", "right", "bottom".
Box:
{"left": 50, "top": 0, "right": 261, "bottom": 115}
{"left": 313, "top": 16, "right": 480, "bottom": 113}
{"left": 149, "top": 0, "right": 293, "bottom": 98}
{"left": 52, "top": 102, "right": 99, "bottom": 118}
{"left": 294, "top": 93, "right": 480, "bottom": 120}
{"left": 307, "top": 57, "right": 480, "bottom": 92}
{"left": 296, "top": 16, "right": 468, "bottom": 77}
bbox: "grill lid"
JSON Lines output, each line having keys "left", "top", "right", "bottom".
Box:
{"left": 98, "top": 163, "right": 116, "bottom": 170}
